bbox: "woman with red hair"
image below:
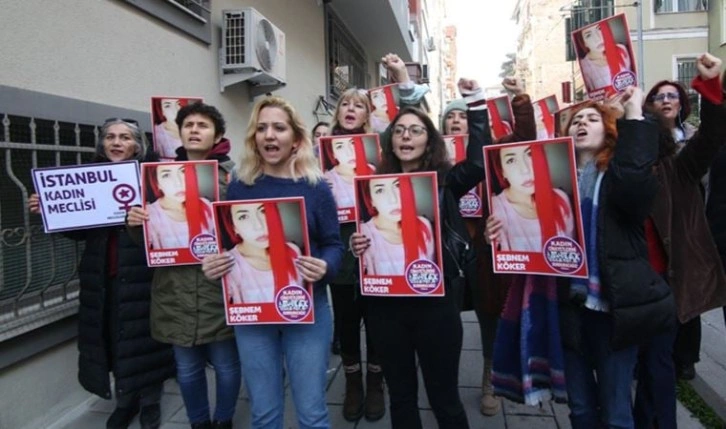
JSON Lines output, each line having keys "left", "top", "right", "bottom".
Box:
{"left": 358, "top": 176, "right": 434, "bottom": 275}
{"left": 488, "top": 143, "right": 574, "bottom": 252}
{"left": 323, "top": 136, "right": 376, "bottom": 209}
{"left": 574, "top": 22, "right": 632, "bottom": 92}
{"left": 220, "top": 201, "right": 302, "bottom": 304}
{"left": 145, "top": 163, "right": 214, "bottom": 249}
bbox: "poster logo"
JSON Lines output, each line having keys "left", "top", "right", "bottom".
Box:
{"left": 543, "top": 236, "right": 584, "bottom": 274}
{"left": 276, "top": 285, "right": 312, "bottom": 321}
{"left": 405, "top": 259, "right": 441, "bottom": 294}
{"left": 190, "top": 233, "right": 218, "bottom": 260}
{"left": 459, "top": 191, "right": 481, "bottom": 216}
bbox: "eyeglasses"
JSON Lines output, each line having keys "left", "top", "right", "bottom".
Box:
{"left": 104, "top": 117, "right": 140, "bottom": 127}
{"left": 651, "top": 92, "right": 679, "bottom": 103}
{"left": 392, "top": 124, "right": 427, "bottom": 137}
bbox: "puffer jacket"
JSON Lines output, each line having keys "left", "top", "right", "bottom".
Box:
{"left": 560, "top": 116, "right": 676, "bottom": 351}
{"left": 131, "top": 141, "right": 237, "bottom": 346}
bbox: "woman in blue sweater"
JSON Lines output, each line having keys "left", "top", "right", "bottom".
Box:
{"left": 202, "top": 96, "right": 344, "bottom": 429}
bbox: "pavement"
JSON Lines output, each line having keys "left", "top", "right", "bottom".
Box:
{"left": 49, "top": 310, "right": 722, "bottom": 429}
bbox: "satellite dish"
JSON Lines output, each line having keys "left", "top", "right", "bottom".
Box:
{"left": 255, "top": 18, "right": 277, "bottom": 72}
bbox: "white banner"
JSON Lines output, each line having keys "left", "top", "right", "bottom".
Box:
{"left": 32, "top": 161, "right": 141, "bottom": 232}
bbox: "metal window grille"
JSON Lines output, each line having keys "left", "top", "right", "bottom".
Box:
{"left": 327, "top": 11, "right": 367, "bottom": 100}
{"left": 167, "top": 0, "right": 211, "bottom": 19}
{"left": 656, "top": 0, "right": 708, "bottom": 13}
{"left": 0, "top": 114, "right": 124, "bottom": 341}
{"left": 676, "top": 57, "right": 701, "bottom": 119}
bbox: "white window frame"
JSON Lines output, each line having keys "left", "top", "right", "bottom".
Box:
{"left": 655, "top": 0, "right": 708, "bottom": 13}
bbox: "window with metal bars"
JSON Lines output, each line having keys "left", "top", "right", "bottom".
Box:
{"left": 326, "top": 9, "right": 368, "bottom": 100}
{"left": 122, "top": 0, "right": 212, "bottom": 44}
{"left": 675, "top": 57, "right": 701, "bottom": 119}
{"left": 655, "top": 0, "right": 708, "bottom": 13}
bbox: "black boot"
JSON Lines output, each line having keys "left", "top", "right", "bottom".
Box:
{"left": 213, "top": 420, "right": 233, "bottom": 429}
{"left": 191, "top": 421, "right": 213, "bottom": 429}
{"left": 364, "top": 366, "right": 385, "bottom": 421}
{"left": 342, "top": 364, "right": 364, "bottom": 421}
{"left": 106, "top": 403, "right": 140, "bottom": 429}
{"left": 139, "top": 403, "right": 161, "bottom": 429}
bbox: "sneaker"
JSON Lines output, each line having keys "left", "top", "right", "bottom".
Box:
{"left": 106, "top": 404, "right": 140, "bottom": 429}
{"left": 139, "top": 403, "right": 161, "bottom": 429}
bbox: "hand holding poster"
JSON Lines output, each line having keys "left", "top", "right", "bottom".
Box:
{"left": 319, "top": 134, "right": 381, "bottom": 223}
{"left": 533, "top": 95, "right": 559, "bottom": 140}
{"left": 355, "top": 172, "right": 444, "bottom": 296}
{"left": 572, "top": 13, "right": 637, "bottom": 100}
{"left": 141, "top": 160, "right": 219, "bottom": 266}
{"left": 32, "top": 161, "right": 141, "bottom": 233}
{"left": 483, "top": 138, "right": 588, "bottom": 278}
{"left": 443, "top": 134, "right": 483, "bottom": 218}
{"left": 214, "top": 197, "right": 314, "bottom": 325}
{"left": 486, "top": 96, "right": 515, "bottom": 140}
{"left": 368, "top": 84, "right": 401, "bottom": 133}
{"left": 151, "top": 96, "right": 203, "bottom": 161}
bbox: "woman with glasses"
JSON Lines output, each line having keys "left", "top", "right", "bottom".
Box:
{"left": 29, "top": 119, "right": 174, "bottom": 429}
{"left": 645, "top": 80, "right": 697, "bottom": 146}
{"left": 326, "top": 53, "right": 428, "bottom": 423}
{"left": 350, "top": 78, "right": 491, "bottom": 429}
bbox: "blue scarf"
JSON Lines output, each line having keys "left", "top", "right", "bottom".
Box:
{"left": 571, "top": 161, "right": 608, "bottom": 311}
{"left": 492, "top": 274, "right": 567, "bottom": 405}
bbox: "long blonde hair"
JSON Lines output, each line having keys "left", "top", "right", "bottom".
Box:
{"left": 330, "top": 88, "right": 373, "bottom": 133}
{"left": 237, "top": 96, "right": 323, "bottom": 185}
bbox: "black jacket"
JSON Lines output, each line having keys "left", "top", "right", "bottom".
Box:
{"left": 71, "top": 227, "right": 174, "bottom": 398}
{"left": 560, "top": 117, "right": 676, "bottom": 351}
{"left": 69, "top": 156, "right": 174, "bottom": 398}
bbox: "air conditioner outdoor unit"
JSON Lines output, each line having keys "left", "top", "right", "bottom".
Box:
{"left": 219, "top": 8, "right": 286, "bottom": 93}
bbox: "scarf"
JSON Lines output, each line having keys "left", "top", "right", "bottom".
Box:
{"left": 492, "top": 274, "right": 567, "bottom": 405}
{"left": 571, "top": 161, "right": 608, "bottom": 311}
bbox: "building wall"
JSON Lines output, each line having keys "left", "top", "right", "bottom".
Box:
{"left": 708, "top": 0, "right": 726, "bottom": 58}
{"left": 514, "top": 0, "right": 573, "bottom": 101}
{"left": 0, "top": 0, "right": 327, "bottom": 162}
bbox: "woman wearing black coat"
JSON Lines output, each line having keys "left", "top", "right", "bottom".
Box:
{"left": 29, "top": 119, "right": 175, "bottom": 429}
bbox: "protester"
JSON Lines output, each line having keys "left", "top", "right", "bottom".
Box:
{"left": 127, "top": 103, "right": 241, "bottom": 429}
{"left": 634, "top": 53, "right": 726, "bottom": 429}
{"left": 30, "top": 118, "right": 174, "bottom": 429}
{"left": 644, "top": 78, "right": 702, "bottom": 382}
{"left": 557, "top": 88, "right": 672, "bottom": 428}
{"left": 201, "top": 96, "right": 343, "bottom": 428}
{"left": 327, "top": 53, "right": 428, "bottom": 422}
{"left": 443, "top": 77, "right": 536, "bottom": 416}
{"left": 351, "top": 77, "right": 490, "bottom": 428}
{"left": 312, "top": 121, "right": 330, "bottom": 157}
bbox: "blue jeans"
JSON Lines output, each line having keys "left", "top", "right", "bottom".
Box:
{"left": 633, "top": 324, "right": 678, "bottom": 429}
{"left": 173, "top": 339, "right": 241, "bottom": 424}
{"left": 234, "top": 291, "right": 332, "bottom": 429}
{"left": 564, "top": 310, "right": 638, "bottom": 429}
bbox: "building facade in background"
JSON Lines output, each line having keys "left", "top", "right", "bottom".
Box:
{"left": 0, "top": 1, "right": 446, "bottom": 428}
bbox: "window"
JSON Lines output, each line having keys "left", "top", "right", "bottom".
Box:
{"left": 121, "top": 0, "right": 212, "bottom": 44}
{"left": 674, "top": 56, "right": 701, "bottom": 119}
{"left": 326, "top": 9, "right": 368, "bottom": 100}
{"left": 655, "top": 0, "right": 708, "bottom": 13}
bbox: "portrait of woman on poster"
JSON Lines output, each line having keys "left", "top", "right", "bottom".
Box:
{"left": 574, "top": 20, "right": 633, "bottom": 91}
{"left": 487, "top": 143, "right": 575, "bottom": 252}
{"left": 534, "top": 100, "right": 556, "bottom": 140}
{"left": 145, "top": 163, "right": 215, "bottom": 249}
{"left": 490, "top": 97, "right": 514, "bottom": 138}
{"left": 152, "top": 98, "right": 184, "bottom": 159}
{"left": 357, "top": 175, "right": 435, "bottom": 276}
{"left": 322, "top": 136, "right": 377, "bottom": 209}
{"left": 219, "top": 201, "right": 303, "bottom": 304}
{"left": 369, "top": 86, "right": 400, "bottom": 132}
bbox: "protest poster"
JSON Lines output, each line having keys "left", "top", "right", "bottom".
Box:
{"left": 319, "top": 134, "right": 381, "bottom": 223}
{"left": 533, "top": 95, "right": 559, "bottom": 139}
{"left": 214, "top": 197, "right": 314, "bottom": 325}
{"left": 554, "top": 101, "right": 589, "bottom": 137}
{"left": 443, "top": 134, "right": 483, "bottom": 218}
{"left": 150, "top": 96, "right": 203, "bottom": 161}
{"left": 486, "top": 95, "right": 515, "bottom": 140}
{"left": 483, "top": 138, "right": 588, "bottom": 278}
{"left": 354, "top": 172, "right": 445, "bottom": 296}
{"left": 368, "top": 84, "right": 401, "bottom": 133}
{"left": 141, "top": 160, "right": 219, "bottom": 267}
{"left": 572, "top": 13, "right": 637, "bottom": 100}
{"left": 32, "top": 161, "right": 141, "bottom": 233}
